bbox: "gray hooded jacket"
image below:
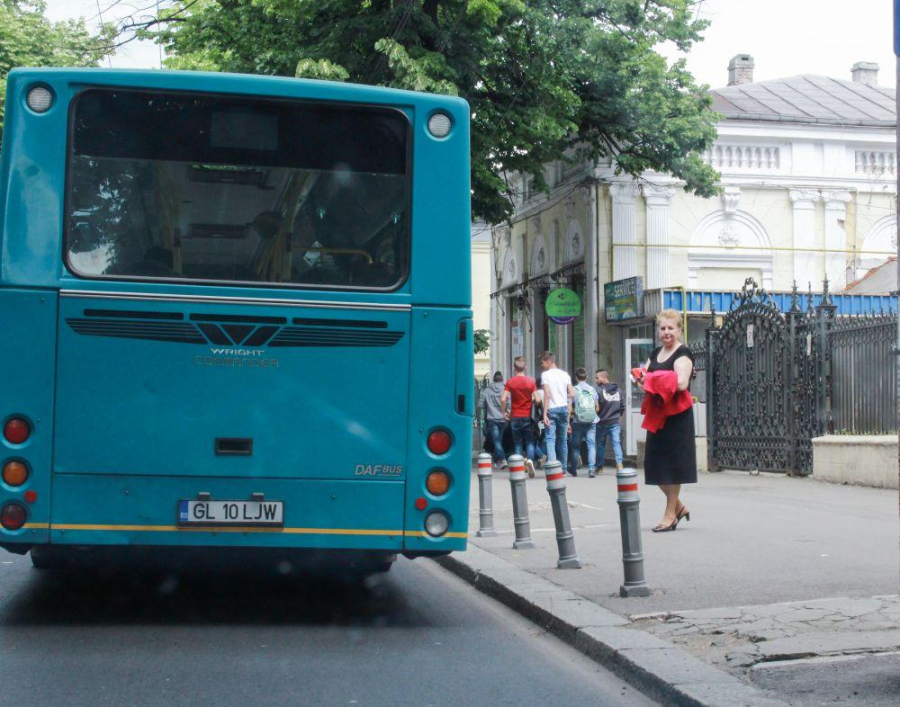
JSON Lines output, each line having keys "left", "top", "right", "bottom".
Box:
{"left": 479, "top": 381, "right": 508, "bottom": 421}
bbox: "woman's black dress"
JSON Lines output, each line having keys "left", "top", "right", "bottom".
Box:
{"left": 644, "top": 345, "right": 697, "bottom": 486}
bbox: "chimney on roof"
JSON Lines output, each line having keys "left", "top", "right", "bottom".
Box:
{"left": 851, "top": 61, "right": 879, "bottom": 86}
{"left": 727, "top": 54, "right": 754, "bottom": 86}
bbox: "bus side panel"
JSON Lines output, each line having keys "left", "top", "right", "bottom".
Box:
{"left": 403, "top": 307, "right": 473, "bottom": 554}
{"left": 0, "top": 288, "right": 56, "bottom": 548}
{"left": 0, "top": 72, "right": 67, "bottom": 286}
{"left": 409, "top": 96, "right": 471, "bottom": 308}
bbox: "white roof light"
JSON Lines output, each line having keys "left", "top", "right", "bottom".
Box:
{"left": 26, "top": 86, "right": 53, "bottom": 113}
{"left": 427, "top": 113, "right": 452, "bottom": 138}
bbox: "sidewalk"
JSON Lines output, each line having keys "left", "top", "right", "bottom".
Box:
{"left": 438, "top": 465, "right": 899, "bottom": 706}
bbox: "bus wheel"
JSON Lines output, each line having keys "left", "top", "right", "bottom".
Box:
{"left": 30, "top": 546, "right": 70, "bottom": 570}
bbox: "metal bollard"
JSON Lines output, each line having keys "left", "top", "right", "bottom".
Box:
{"left": 475, "top": 452, "right": 497, "bottom": 537}
{"left": 542, "top": 460, "right": 581, "bottom": 569}
{"left": 507, "top": 454, "right": 535, "bottom": 549}
{"left": 616, "top": 467, "right": 651, "bottom": 597}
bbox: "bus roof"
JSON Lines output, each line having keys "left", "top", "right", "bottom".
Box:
{"left": 8, "top": 67, "right": 469, "bottom": 112}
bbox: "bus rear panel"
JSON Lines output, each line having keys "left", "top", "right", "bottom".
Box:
{"left": 0, "top": 69, "right": 472, "bottom": 564}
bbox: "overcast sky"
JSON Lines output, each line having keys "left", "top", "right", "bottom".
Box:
{"left": 46, "top": 0, "right": 897, "bottom": 88}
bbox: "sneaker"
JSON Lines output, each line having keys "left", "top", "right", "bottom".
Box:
{"left": 567, "top": 469, "right": 577, "bottom": 477}
{"left": 524, "top": 459, "right": 536, "bottom": 479}
{"left": 588, "top": 470, "right": 596, "bottom": 478}
{"left": 538, "top": 454, "right": 548, "bottom": 465}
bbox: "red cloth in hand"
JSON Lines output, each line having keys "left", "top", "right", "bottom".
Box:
{"left": 640, "top": 370, "right": 693, "bottom": 433}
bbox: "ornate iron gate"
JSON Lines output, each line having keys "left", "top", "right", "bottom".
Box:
{"left": 706, "top": 278, "right": 895, "bottom": 474}
{"left": 707, "top": 280, "right": 795, "bottom": 472}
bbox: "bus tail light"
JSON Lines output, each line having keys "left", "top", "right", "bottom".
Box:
{"left": 0, "top": 503, "right": 26, "bottom": 531}
{"left": 426, "top": 471, "right": 451, "bottom": 496}
{"left": 424, "top": 511, "right": 449, "bottom": 537}
{"left": 426, "top": 430, "right": 452, "bottom": 456}
{"left": 3, "top": 418, "right": 30, "bottom": 445}
{"left": 2, "top": 461, "right": 28, "bottom": 487}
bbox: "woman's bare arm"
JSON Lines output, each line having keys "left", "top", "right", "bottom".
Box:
{"left": 674, "top": 356, "right": 693, "bottom": 391}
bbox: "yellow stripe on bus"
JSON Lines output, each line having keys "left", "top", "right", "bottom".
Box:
{"left": 23, "top": 523, "right": 50, "bottom": 530}
{"left": 48, "top": 524, "right": 466, "bottom": 538}
{"left": 403, "top": 531, "right": 468, "bottom": 539}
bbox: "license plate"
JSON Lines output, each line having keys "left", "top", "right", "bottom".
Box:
{"left": 177, "top": 500, "right": 284, "bottom": 527}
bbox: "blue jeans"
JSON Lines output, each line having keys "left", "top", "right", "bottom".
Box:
{"left": 485, "top": 420, "right": 507, "bottom": 464}
{"left": 596, "top": 423, "right": 623, "bottom": 466}
{"left": 568, "top": 421, "right": 596, "bottom": 474}
{"left": 510, "top": 417, "right": 536, "bottom": 461}
{"left": 544, "top": 407, "right": 569, "bottom": 469}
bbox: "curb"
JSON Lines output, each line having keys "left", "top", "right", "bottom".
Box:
{"left": 435, "top": 545, "right": 788, "bottom": 707}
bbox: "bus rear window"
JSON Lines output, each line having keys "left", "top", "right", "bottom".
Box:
{"left": 65, "top": 89, "right": 410, "bottom": 289}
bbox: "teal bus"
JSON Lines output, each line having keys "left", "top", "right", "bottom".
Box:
{"left": 0, "top": 68, "right": 473, "bottom": 572}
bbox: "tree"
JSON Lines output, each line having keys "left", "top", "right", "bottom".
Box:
{"left": 142, "top": 0, "right": 719, "bottom": 224}
{"left": 0, "top": 1, "right": 114, "bottom": 142}
{"left": 474, "top": 328, "right": 490, "bottom": 355}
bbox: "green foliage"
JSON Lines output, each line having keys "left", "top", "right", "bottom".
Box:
{"left": 0, "top": 1, "right": 114, "bottom": 143}
{"left": 149, "top": 0, "right": 720, "bottom": 223}
{"left": 474, "top": 328, "right": 491, "bottom": 355}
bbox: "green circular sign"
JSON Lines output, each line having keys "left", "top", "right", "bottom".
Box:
{"left": 545, "top": 288, "right": 581, "bottom": 324}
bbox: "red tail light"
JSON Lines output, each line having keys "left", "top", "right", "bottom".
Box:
{"left": 427, "top": 430, "right": 452, "bottom": 455}
{"left": 0, "top": 503, "right": 26, "bottom": 531}
{"left": 3, "top": 418, "right": 30, "bottom": 445}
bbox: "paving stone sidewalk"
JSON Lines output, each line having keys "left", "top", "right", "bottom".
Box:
{"left": 633, "top": 594, "right": 900, "bottom": 671}
{"left": 453, "top": 464, "right": 899, "bottom": 705}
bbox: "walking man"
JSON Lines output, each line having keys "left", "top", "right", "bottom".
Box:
{"left": 500, "top": 356, "right": 540, "bottom": 477}
{"left": 569, "top": 367, "right": 599, "bottom": 477}
{"left": 540, "top": 351, "right": 574, "bottom": 470}
{"left": 594, "top": 369, "right": 625, "bottom": 472}
{"left": 479, "top": 371, "right": 509, "bottom": 469}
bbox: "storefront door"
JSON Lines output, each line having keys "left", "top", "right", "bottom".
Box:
{"left": 624, "top": 338, "right": 655, "bottom": 457}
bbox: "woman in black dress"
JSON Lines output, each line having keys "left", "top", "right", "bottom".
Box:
{"left": 639, "top": 309, "right": 696, "bottom": 532}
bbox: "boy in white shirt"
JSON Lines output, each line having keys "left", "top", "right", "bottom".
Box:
{"left": 540, "top": 351, "right": 575, "bottom": 470}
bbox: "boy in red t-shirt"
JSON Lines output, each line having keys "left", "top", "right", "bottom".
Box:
{"left": 500, "top": 356, "right": 540, "bottom": 477}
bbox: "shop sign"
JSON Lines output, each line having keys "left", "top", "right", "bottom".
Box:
{"left": 545, "top": 288, "right": 581, "bottom": 324}
{"left": 604, "top": 277, "right": 643, "bottom": 322}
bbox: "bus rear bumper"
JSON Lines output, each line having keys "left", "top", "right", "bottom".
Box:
{"left": 2, "top": 473, "right": 467, "bottom": 553}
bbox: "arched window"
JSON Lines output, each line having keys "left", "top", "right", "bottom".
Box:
{"left": 688, "top": 210, "right": 774, "bottom": 290}
{"left": 564, "top": 219, "right": 583, "bottom": 264}
{"left": 530, "top": 234, "right": 549, "bottom": 275}
{"left": 859, "top": 215, "right": 896, "bottom": 271}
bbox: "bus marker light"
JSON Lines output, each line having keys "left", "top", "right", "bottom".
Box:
{"left": 2, "top": 461, "right": 28, "bottom": 486}
{"left": 424, "top": 511, "right": 449, "bottom": 537}
{"left": 414, "top": 497, "right": 427, "bottom": 511}
{"left": 426, "top": 430, "right": 452, "bottom": 456}
{"left": 0, "top": 503, "right": 26, "bottom": 531}
{"left": 426, "top": 471, "right": 451, "bottom": 496}
{"left": 427, "top": 112, "right": 452, "bottom": 138}
{"left": 3, "top": 418, "right": 30, "bottom": 445}
{"left": 24, "top": 491, "right": 37, "bottom": 504}
{"left": 26, "top": 86, "right": 53, "bottom": 113}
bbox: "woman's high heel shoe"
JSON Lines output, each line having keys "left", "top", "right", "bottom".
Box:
{"left": 652, "top": 518, "right": 679, "bottom": 532}
{"left": 677, "top": 507, "right": 691, "bottom": 522}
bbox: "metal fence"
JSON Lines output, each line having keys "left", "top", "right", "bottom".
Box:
{"left": 700, "top": 278, "right": 897, "bottom": 475}
{"left": 830, "top": 312, "right": 897, "bottom": 434}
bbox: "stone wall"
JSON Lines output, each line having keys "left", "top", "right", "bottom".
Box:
{"left": 812, "top": 435, "right": 898, "bottom": 489}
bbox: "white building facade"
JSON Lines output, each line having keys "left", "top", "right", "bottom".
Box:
{"left": 486, "top": 56, "right": 897, "bottom": 454}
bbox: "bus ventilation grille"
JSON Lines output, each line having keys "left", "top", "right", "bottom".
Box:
{"left": 67, "top": 312, "right": 404, "bottom": 348}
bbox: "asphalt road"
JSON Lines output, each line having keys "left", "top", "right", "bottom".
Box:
{"left": 0, "top": 551, "right": 656, "bottom": 707}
